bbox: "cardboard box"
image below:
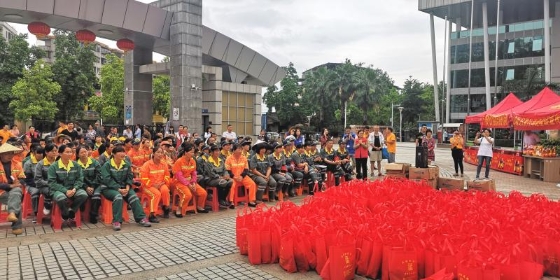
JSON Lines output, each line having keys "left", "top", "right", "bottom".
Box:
{"left": 438, "top": 177, "right": 465, "bottom": 191}
{"left": 385, "top": 163, "right": 411, "bottom": 173}
{"left": 467, "top": 179, "right": 496, "bottom": 192}
{"left": 428, "top": 165, "right": 439, "bottom": 179}
{"left": 409, "top": 168, "right": 431, "bottom": 180}
{"left": 410, "top": 178, "right": 437, "bottom": 189}
{"left": 386, "top": 173, "right": 407, "bottom": 179}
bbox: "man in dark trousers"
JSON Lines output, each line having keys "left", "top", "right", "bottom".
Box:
{"left": 0, "top": 143, "right": 26, "bottom": 235}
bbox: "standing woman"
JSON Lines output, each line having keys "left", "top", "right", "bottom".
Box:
{"left": 172, "top": 143, "right": 209, "bottom": 217}
{"left": 76, "top": 145, "right": 102, "bottom": 223}
{"left": 450, "top": 131, "right": 464, "bottom": 177}
{"left": 204, "top": 127, "right": 213, "bottom": 140}
{"left": 319, "top": 128, "right": 329, "bottom": 148}
{"left": 353, "top": 130, "right": 369, "bottom": 180}
{"left": 47, "top": 145, "right": 88, "bottom": 221}
{"left": 423, "top": 129, "right": 437, "bottom": 164}
{"left": 474, "top": 129, "right": 494, "bottom": 180}
{"left": 140, "top": 146, "right": 171, "bottom": 222}
{"left": 100, "top": 145, "right": 151, "bottom": 230}
{"left": 85, "top": 125, "right": 96, "bottom": 141}
{"left": 294, "top": 128, "right": 305, "bottom": 147}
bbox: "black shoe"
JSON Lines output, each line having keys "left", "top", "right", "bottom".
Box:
{"left": 197, "top": 208, "right": 209, "bottom": 213}
{"left": 219, "top": 200, "right": 229, "bottom": 208}
{"left": 149, "top": 214, "right": 160, "bottom": 223}
{"left": 163, "top": 207, "right": 170, "bottom": 219}
{"left": 174, "top": 212, "right": 184, "bottom": 218}
{"left": 289, "top": 192, "right": 296, "bottom": 197}
{"left": 248, "top": 202, "right": 257, "bottom": 207}
{"left": 68, "top": 210, "right": 75, "bottom": 219}
{"left": 229, "top": 202, "right": 235, "bottom": 209}
{"left": 90, "top": 214, "right": 98, "bottom": 224}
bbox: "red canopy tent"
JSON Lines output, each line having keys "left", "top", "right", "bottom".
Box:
{"left": 483, "top": 87, "right": 560, "bottom": 128}
{"left": 464, "top": 93, "right": 522, "bottom": 124}
{"left": 513, "top": 100, "right": 560, "bottom": 130}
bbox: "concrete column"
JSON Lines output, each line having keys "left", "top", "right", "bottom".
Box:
{"left": 446, "top": 19, "right": 452, "bottom": 123}
{"left": 545, "top": 0, "right": 551, "bottom": 83}
{"left": 124, "top": 48, "right": 153, "bottom": 126}
{"left": 551, "top": 1, "right": 560, "bottom": 84}
{"left": 430, "top": 14, "right": 440, "bottom": 122}
{"left": 482, "top": 2, "right": 492, "bottom": 110}
{"left": 158, "top": 0, "right": 203, "bottom": 133}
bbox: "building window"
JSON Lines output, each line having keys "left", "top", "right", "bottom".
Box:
{"left": 506, "top": 69, "right": 515, "bottom": 80}
{"left": 532, "top": 38, "right": 542, "bottom": 51}
{"left": 222, "top": 91, "right": 255, "bottom": 135}
{"left": 507, "top": 42, "right": 515, "bottom": 54}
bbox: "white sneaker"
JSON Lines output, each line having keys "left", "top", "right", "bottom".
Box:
{"left": 557, "top": 183, "right": 560, "bottom": 188}
{"left": 43, "top": 207, "right": 51, "bottom": 215}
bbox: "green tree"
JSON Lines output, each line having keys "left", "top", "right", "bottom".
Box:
{"left": 52, "top": 30, "right": 97, "bottom": 121}
{"left": 400, "top": 77, "right": 428, "bottom": 124}
{"left": 302, "top": 66, "right": 337, "bottom": 128}
{"left": 333, "top": 59, "right": 360, "bottom": 125}
{"left": 88, "top": 54, "right": 123, "bottom": 123}
{"left": 354, "top": 66, "right": 394, "bottom": 124}
{"left": 263, "top": 62, "right": 311, "bottom": 127}
{"left": 153, "top": 74, "right": 170, "bottom": 116}
{"left": 0, "top": 34, "right": 45, "bottom": 123}
{"left": 9, "top": 60, "right": 61, "bottom": 121}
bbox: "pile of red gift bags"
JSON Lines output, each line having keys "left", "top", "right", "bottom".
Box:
{"left": 236, "top": 178, "right": 560, "bottom": 279}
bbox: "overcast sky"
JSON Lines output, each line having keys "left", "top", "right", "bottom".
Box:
{"left": 11, "top": 0, "right": 449, "bottom": 87}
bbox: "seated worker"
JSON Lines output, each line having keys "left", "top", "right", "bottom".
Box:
{"left": 127, "top": 138, "right": 145, "bottom": 177}
{"left": 34, "top": 143, "right": 58, "bottom": 216}
{"left": 204, "top": 145, "right": 233, "bottom": 208}
{"left": 172, "top": 143, "right": 209, "bottom": 217}
{"left": 303, "top": 141, "right": 326, "bottom": 192}
{"left": 47, "top": 145, "right": 88, "bottom": 222}
{"left": 268, "top": 143, "right": 293, "bottom": 199}
{"left": 291, "top": 143, "right": 321, "bottom": 193}
{"left": 249, "top": 141, "right": 276, "bottom": 202}
{"left": 284, "top": 140, "right": 303, "bottom": 197}
{"left": 76, "top": 145, "right": 102, "bottom": 224}
{"left": 226, "top": 144, "right": 258, "bottom": 207}
{"left": 219, "top": 141, "right": 232, "bottom": 162}
{"left": 320, "top": 139, "right": 345, "bottom": 186}
{"left": 100, "top": 145, "right": 151, "bottom": 230}
{"left": 140, "top": 146, "right": 171, "bottom": 222}
{"left": 195, "top": 145, "right": 210, "bottom": 188}
{"left": 23, "top": 145, "right": 44, "bottom": 222}
{"left": 336, "top": 139, "right": 354, "bottom": 182}
{"left": 0, "top": 143, "right": 26, "bottom": 235}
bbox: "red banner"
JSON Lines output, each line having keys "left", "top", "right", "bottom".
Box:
{"left": 482, "top": 114, "right": 510, "bottom": 128}
{"left": 463, "top": 146, "right": 524, "bottom": 175}
{"left": 513, "top": 114, "right": 560, "bottom": 130}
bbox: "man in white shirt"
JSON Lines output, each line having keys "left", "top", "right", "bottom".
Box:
{"left": 122, "top": 126, "right": 133, "bottom": 139}
{"left": 222, "top": 124, "right": 237, "bottom": 143}
{"left": 368, "top": 125, "right": 385, "bottom": 177}
{"left": 523, "top": 131, "right": 540, "bottom": 147}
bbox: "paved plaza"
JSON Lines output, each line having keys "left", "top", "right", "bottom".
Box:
{"left": 1, "top": 142, "right": 560, "bottom": 280}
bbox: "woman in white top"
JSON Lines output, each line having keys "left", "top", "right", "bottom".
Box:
{"left": 474, "top": 129, "right": 494, "bottom": 180}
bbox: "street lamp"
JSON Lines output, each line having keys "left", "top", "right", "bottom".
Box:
{"left": 398, "top": 107, "right": 404, "bottom": 142}
{"left": 391, "top": 103, "right": 401, "bottom": 128}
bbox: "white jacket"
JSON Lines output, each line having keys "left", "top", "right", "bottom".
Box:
{"left": 368, "top": 131, "right": 385, "bottom": 149}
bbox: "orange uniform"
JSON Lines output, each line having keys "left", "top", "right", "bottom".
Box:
{"left": 140, "top": 159, "right": 171, "bottom": 213}
{"left": 128, "top": 148, "right": 146, "bottom": 176}
{"left": 0, "top": 161, "right": 25, "bottom": 197}
{"left": 172, "top": 156, "right": 207, "bottom": 215}
{"left": 225, "top": 154, "right": 256, "bottom": 202}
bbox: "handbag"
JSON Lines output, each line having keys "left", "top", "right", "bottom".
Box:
{"left": 382, "top": 147, "right": 389, "bottom": 160}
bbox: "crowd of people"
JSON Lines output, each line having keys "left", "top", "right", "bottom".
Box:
{"left": 0, "top": 121, "right": 406, "bottom": 235}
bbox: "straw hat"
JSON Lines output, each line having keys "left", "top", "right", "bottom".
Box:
{"left": 0, "top": 143, "right": 22, "bottom": 154}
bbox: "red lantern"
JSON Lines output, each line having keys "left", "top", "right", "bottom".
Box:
{"left": 27, "top": 22, "right": 50, "bottom": 39}
{"left": 117, "top": 38, "right": 134, "bottom": 53}
{"left": 76, "top": 29, "right": 96, "bottom": 45}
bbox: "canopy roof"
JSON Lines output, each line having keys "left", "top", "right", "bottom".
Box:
{"left": 513, "top": 100, "right": 560, "bottom": 130}
{"left": 483, "top": 87, "right": 560, "bottom": 128}
{"left": 464, "top": 93, "right": 522, "bottom": 124}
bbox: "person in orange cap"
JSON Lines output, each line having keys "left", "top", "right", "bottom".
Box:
{"left": 226, "top": 143, "right": 258, "bottom": 207}
{"left": 172, "top": 143, "right": 208, "bottom": 217}
{"left": 140, "top": 146, "right": 171, "bottom": 222}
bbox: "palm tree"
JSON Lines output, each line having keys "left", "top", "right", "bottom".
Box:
{"left": 333, "top": 59, "right": 360, "bottom": 125}
{"left": 354, "top": 67, "right": 381, "bottom": 124}
{"left": 303, "top": 67, "right": 337, "bottom": 128}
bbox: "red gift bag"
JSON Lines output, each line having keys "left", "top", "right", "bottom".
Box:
{"left": 237, "top": 228, "right": 249, "bottom": 255}
{"left": 315, "top": 236, "right": 328, "bottom": 273}
{"left": 356, "top": 239, "right": 373, "bottom": 276}
{"left": 365, "top": 241, "right": 383, "bottom": 279}
{"left": 260, "top": 229, "right": 272, "bottom": 264}
{"left": 247, "top": 230, "right": 262, "bottom": 265}
{"left": 383, "top": 246, "right": 419, "bottom": 280}
{"left": 270, "top": 225, "right": 281, "bottom": 263}
{"left": 328, "top": 241, "right": 357, "bottom": 280}
{"left": 279, "top": 236, "right": 297, "bottom": 273}
{"left": 434, "top": 253, "right": 458, "bottom": 277}
{"left": 425, "top": 250, "right": 436, "bottom": 277}
{"left": 543, "top": 239, "right": 560, "bottom": 277}
{"left": 294, "top": 239, "right": 310, "bottom": 272}
{"left": 457, "top": 264, "right": 482, "bottom": 280}
{"left": 422, "top": 268, "right": 453, "bottom": 280}
{"left": 500, "top": 263, "right": 521, "bottom": 280}
{"left": 519, "top": 261, "right": 544, "bottom": 280}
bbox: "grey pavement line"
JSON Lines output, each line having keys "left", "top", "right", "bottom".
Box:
{"left": 148, "top": 261, "right": 281, "bottom": 280}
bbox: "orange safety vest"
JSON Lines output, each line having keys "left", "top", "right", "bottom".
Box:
{"left": 140, "top": 159, "right": 171, "bottom": 188}
{"left": 0, "top": 161, "right": 26, "bottom": 196}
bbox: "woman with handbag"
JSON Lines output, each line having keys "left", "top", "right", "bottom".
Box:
{"left": 423, "top": 129, "right": 437, "bottom": 164}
